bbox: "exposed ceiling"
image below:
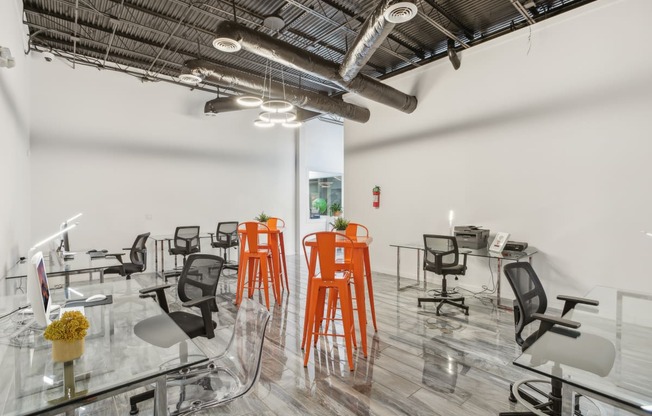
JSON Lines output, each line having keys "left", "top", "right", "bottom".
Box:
{"left": 23, "top": 0, "right": 594, "bottom": 121}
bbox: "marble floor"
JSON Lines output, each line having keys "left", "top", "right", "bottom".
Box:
{"left": 46, "top": 256, "right": 616, "bottom": 415}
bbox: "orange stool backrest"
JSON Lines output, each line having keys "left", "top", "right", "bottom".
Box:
{"left": 303, "top": 232, "right": 353, "bottom": 282}
{"left": 345, "top": 223, "right": 369, "bottom": 237}
{"left": 239, "top": 221, "right": 269, "bottom": 253}
{"left": 266, "top": 217, "right": 285, "bottom": 230}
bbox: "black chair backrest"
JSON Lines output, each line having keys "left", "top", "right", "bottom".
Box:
{"left": 503, "top": 262, "right": 548, "bottom": 348}
{"left": 215, "top": 222, "right": 238, "bottom": 246}
{"left": 423, "top": 234, "right": 460, "bottom": 274}
{"left": 174, "top": 226, "right": 201, "bottom": 252}
{"left": 130, "top": 232, "right": 150, "bottom": 268}
{"left": 178, "top": 254, "right": 225, "bottom": 312}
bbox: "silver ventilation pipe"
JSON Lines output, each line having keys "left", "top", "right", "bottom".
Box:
{"left": 204, "top": 96, "right": 322, "bottom": 122}
{"left": 213, "top": 21, "right": 417, "bottom": 114}
{"left": 339, "top": 0, "right": 416, "bottom": 83}
{"left": 186, "top": 60, "right": 370, "bottom": 123}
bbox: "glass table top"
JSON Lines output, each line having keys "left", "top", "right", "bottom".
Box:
{"left": 390, "top": 242, "right": 538, "bottom": 260}
{"left": 4, "top": 252, "right": 122, "bottom": 279}
{"left": 513, "top": 286, "right": 652, "bottom": 413}
{"left": 0, "top": 280, "right": 207, "bottom": 415}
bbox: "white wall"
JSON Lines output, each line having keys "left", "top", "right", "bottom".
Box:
{"left": 298, "top": 119, "right": 344, "bottom": 248}
{"left": 29, "top": 58, "right": 297, "bottom": 260}
{"left": 344, "top": 0, "right": 652, "bottom": 300}
{"left": 0, "top": 0, "right": 30, "bottom": 274}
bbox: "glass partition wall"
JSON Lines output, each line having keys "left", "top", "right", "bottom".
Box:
{"left": 308, "top": 172, "right": 342, "bottom": 219}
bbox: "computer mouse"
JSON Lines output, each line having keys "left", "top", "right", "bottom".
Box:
{"left": 86, "top": 294, "right": 107, "bottom": 302}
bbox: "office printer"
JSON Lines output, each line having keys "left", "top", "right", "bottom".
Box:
{"left": 454, "top": 226, "right": 490, "bottom": 249}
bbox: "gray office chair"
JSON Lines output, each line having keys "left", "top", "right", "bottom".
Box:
{"left": 166, "top": 226, "right": 201, "bottom": 277}
{"left": 210, "top": 221, "right": 239, "bottom": 270}
{"left": 499, "top": 262, "right": 601, "bottom": 416}
{"left": 130, "top": 298, "right": 270, "bottom": 415}
{"left": 129, "top": 254, "right": 224, "bottom": 414}
{"left": 103, "top": 232, "right": 150, "bottom": 279}
{"left": 417, "top": 234, "right": 469, "bottom": 315}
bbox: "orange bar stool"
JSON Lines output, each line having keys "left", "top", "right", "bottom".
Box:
{"left": 302, "top": 232, "right": 357, "bottom": 371}
{"left": 267, "top": 217, "right": 290, "bottom": 292}
{"left": 346, "top": 223, "right": 377, "bottom": 332}
{"left": 236, "top": 222, "right": 278, "bottom": 310}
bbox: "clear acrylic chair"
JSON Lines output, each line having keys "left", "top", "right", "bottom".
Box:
{"left": 165, "top": 298, "right": 271, "bottom": 415}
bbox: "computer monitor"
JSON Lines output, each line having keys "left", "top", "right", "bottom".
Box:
{"left": 57, "top": 213, "right": 83, "bottom": 252}
{"left": 26, "top": 251, "right": 53, "bottom": 327}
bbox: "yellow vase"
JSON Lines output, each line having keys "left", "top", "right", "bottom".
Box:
{"left": 51, "top": 339, "right": 85, "bottom": 362}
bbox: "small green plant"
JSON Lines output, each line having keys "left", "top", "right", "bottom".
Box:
{"left": 333, "top": 217, "right": 350, "bottom": 231}
{"left": 329, "top": 202, "right": 342, "bottom": 216}
{"left": 44, "top": 311, "right": 90, "bottom": 342}
{"left": 373, "top": 185, "right": 381, "bottom": 192}
{"left": 255, "top": 211, "right": 270, "bottom": 222}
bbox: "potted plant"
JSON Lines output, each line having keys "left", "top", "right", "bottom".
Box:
{"left": 333, "top": 217, "right": 350, "bottom": 232}
{"left": 44, "top": 310, "right": 90, "bottom": 362}
{"left": 254, "top": 211, "right": 270, "bottom": 223}
{"left": 329, "top": 202, "right": 342, "bottom": 217}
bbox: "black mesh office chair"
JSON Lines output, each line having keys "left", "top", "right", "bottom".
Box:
{"left": 129, "top": 253, "right": 225, "bottom": 414}
{"left": 499, "top": 262, "right": 599, "bottom": 416}
{"left": 168, "top": 226, "right": 201, "bottom": 272}
{"left": 417, "top": 234, "right": 469, "bottom": 316}
{"left": 210, "top": 221, "right": 238, "bottom": 269}
{"left": 103, "top": 232, "right": 150, "bottom": 279}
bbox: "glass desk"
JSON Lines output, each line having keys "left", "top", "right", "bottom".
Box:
{"left": 0, "top": 280, "right": 207, "bottom": 415}
{"left": 390, "top": 242, "right": 538, "bottom": 308}
{"left": 4, "top": 253, "right": 122, "bottom": 289}
{"left": 513, "top": 286, "right": 652, "bottom": 415}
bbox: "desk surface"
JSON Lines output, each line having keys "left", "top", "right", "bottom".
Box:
{"left": 4, "top": 253, "right": 122, "bottom": 280}
{"left": 514, "top": 286, "right": 652, "bottom": 413}
{"left": 390, "top": 242, "right": 538, "bottom": 260}
{"left": 0, "top": 280, "right": 207, "bottom": 416}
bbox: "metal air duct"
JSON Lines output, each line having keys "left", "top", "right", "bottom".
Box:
{"left": 339, "top": 1, "right": 416, "bottom": 83}
{"left": 204, "top": 96, "right": 322, "bottom": 122}
{"left": 213, "top": 21, "right": 417, "bottom": 114}
{"left": 186, "top": 60, "right": 370, "bottom": 123}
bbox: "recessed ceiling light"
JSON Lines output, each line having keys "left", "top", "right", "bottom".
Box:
{"left": 212, "top": 37, "right": 241, "bottom": 52}
{"left": 384, "top": 2, "right": 418, "bottom": 24}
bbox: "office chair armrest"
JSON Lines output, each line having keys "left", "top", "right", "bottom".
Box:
{"left": 208, "top": 233, "right": 215, "bottom": 244}
{"left": 140, "top": 284, "right": 172, "bottom": 313}
{"left": 557, "top": 295, "right": 599, "bottom": 315}
{"left": 181, "top": 295, "right": 215, "bottom": 308}
{"left": 532, "top": 312, "right": 581, "bottom": 337}
{"left": 104, "top": 253, "right": 125, "bottom": 263}
{"left": 182, "top": 296, "right": 216, "bottom": 339}
{"left": 139, "top": 284, "right": 172, "bottom": 294}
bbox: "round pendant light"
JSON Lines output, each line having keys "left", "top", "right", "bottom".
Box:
{"left": 237, "top": 96, "right": 264, "bottom": 107}
{"left": 261, "top": 99, "right": 294, "bottom": 113}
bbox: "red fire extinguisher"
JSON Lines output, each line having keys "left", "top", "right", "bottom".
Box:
{"left": 372, "top": 185, "right": 381, "bottom": 208}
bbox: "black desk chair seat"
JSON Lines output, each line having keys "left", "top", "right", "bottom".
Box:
{"left": 104, "top": 232, "right": 150, "bottom": 280}
{"left": 499, "top": 262, "right": 600, "bottom": 416}
{"left": 417, "top": 234, "right": 469, "bottom": 316}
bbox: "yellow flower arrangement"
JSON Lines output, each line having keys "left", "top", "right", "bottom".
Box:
{"left": 44, "top": 311, "right": 90, "bottom": 342}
